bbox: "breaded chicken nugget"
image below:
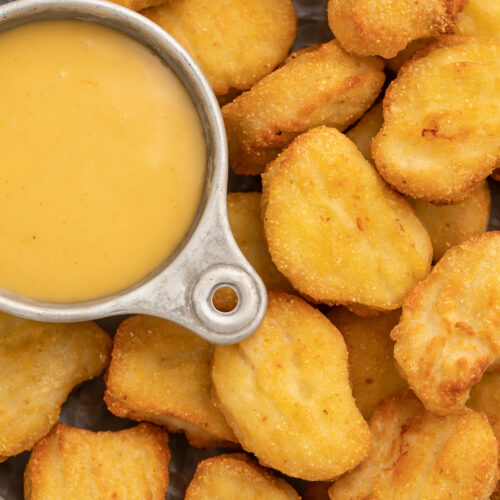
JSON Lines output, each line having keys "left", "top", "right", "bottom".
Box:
{"left": 111, "top": 0, "right": 164, "bottom": 11}
{"left": 327, "top": 308, "right": 407, "bottom": 420}
{"left": 213, "top": 192, "right": 293, "bottom": 312}
{"left": 24, "top": 422, "right": 170, "bottom": 500}
{"left": 212, "top": 291, "right": 371, "bottom": 481}
{"left": 347, "top": 104, "right": 492, "bottom": 261}
{"left": 223, "top": 40, "right": 385, "bottom": 175}
{"left": 185, "top": 453, "right": 300, "bottom": 500}
{"left": 372, "top": 36, "right": 500, "bottom": 204}
{"left": 328, "top": 392, "right": 498, "bottom": 499}
{"left": 468, "top": 372, "right": 500, "bottom": 497}
{"left": 142, "top": 0, "right": 297, "bottom": 98}
{"left": 104, "top": 315, "right": 236, "bottom": 449}
{"left": 0, "top": 313, "right": 111, "bottom": 462}
{"left": 262, "top": 127, "right": 432, "bottom": 311}
{"left": 456, "top": 0, "right": 500, "bottom": 37}
{"left": 408, "top": 181, "right": 491, "bottom": 261}
{"left": 327, "top": 0, "right": 467, "bottom": 58}
{"left": 392, "top": 232, "right": 500, "bottom": 416}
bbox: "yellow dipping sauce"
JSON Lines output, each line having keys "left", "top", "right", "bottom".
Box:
{"left": 0, "top": 20, "right": 206, "bottom": 302}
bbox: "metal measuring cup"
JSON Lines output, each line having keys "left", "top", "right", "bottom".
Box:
{"left": 0, "top": 0, "right": 267, "bottom": 345}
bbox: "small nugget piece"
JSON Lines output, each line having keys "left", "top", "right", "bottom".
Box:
{"left": 328, "top": 307, "right": 407, "bottom": 420}
{"left": 262, "top": 127, "right": 432, "bottom": 311}
{"left": 468, "top": 372, "right": 500, "bottom": 498}
{"left": 393, "top": 232, "right": 500, "bottom": 416}
{"left": 372, "top": 36, "right": 500, "bottom": 204}
{"left": 408, "top": 181, "right": 491, "bottom": 261}
{"left": 223, "top": 40, "right": 385, "bottom": 175}
{"left": 142, "top": 0, "right": 296, "bottom": 98}
{"left": 456, "top": 0, "right": 500, "bottom": 37}
{"left": 24, "top": 422, "right": 170, "bottom": 500}
{"left": 328, "top": 392, "right": 498, "bottom": 499}
{"left": 0, "top": 314, "right": 111, "bottom": 461}
{"left": 212, "top": 291, "right": 371, "bottom": 481}
{"left": 327, "top": 0, "right": 467, "bottom": 58}
{"left": 348, "top": 104, "right": 492, "bottom": 261}
{"left": 105, "top": 315, "right": 236, "bottom": 448}
{"left": 213, "top": 192, "right": 292, "bottom": 312}
{"left": 185, "top": 453, "right": 300, "bottom": 500}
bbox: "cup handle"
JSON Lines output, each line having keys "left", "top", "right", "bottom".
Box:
{"left": 124, "top": 196, "right": 267, "bottom": 345}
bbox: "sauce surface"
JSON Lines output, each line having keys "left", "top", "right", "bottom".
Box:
{"left": 0, "top": 20, "right": 206, "bottom": 302}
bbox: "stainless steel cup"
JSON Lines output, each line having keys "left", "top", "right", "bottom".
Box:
{"left": 0, "top": 0, "right": 267, "bottom": 344}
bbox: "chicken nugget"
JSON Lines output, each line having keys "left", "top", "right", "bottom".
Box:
{"left": 223, "top": 40, "right": 385, "bottom": 175}
{"left": 328, "top": 392, "right": 498, "bottom": 499}
{"left": 468, "top": 372, "right": 500, "bottom": 498}
{"left": 372, "top": 36, "right": 500, "bottom": 204}
{"left": 408, "top": 181, "right": 491, "bottom": 261}
{"left": 348, "top": 104, "right": 492, "bottom": 261}
{"left": 212, "top": 192, "right": 293, "bottom": 312}
{"left": 327, "top": 308, "right": 407, "bottom": 420}
{"left": 111, "top": 0, "right": 164, "bottom": 11}
{"left": 327, "top": 0, "right": 467, "bottom": 58}
{"left": 392, "top": 232, "right": 500, "bottom": 416}
{"left": 262, "top": 127, "right": 432, "bottom": 310}
{"left": 212, "top": 291, "right": 371, "bottom": 481}
{"left": 142, "top": 0, "right": 296, "bottom": 98}
{"left": 456, "top": 0, "right": 500, "bottom": 37}
{"left": 104, "top": 315, "right": 236, "bottom": 449}
{"left": 185, "top": 453, "right": 300, "bottom": 500}
{"left": 24, "top": 422, "right": 170, "bottom": 499}
{"left": 0, "top": 313, "right": 111, "bottom": 462}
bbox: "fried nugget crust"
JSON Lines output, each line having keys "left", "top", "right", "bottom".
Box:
{"left": 408, "top": 181, "right": 491, "bottom": 261}
{"left": 185, "top": 453, "right": 300, "bottom": 500}
{"left": 212, "top": 291, "right": 371, "bottom": 481}
{"left": 262, "top": 127, "right": 432, "bottom": 310}
{"left": 213, "top": 192, "right": 293, "bottom": 312}
{"left": 328, "top": 308, "right": 407, "bottom": 420}
{"left": 392, "top": 232, "right": 500, "bottom": 416}
{"left": 223, "top": 40, "right": 385, "bottom": 175}
{"left": 24, "top": 422, "right": 170, "bottom": 500}
{"left": 456, "top": 0, "right": 500, "bottom": 37}
{"left": 327, "top": 0, "right": 467, "bottom": 58}
{"left": 0, "top": 314, "right": 111, "bottom": 461}
{"left": 104, "top": 315, "right": 236, "bottom": 448}
{"left": 372, "top": 36, "right": 500, "bottom": 204}
{"left": 468, "top": 372, "right": 500, "bottom": 497}
{"left": 142, "top": 0, "right": 296, "bottom": 97}
{"left": 328, "top": 392, "right": 498, "bottom": 500}
{"left": 111, "top": 0, "right": 164, "bottom": 11}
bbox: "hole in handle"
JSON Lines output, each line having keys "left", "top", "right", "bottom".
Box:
{"left": 192, "top": 264, "right": 266, "bottom": 342}
{"left": 211, "top": 284, "right": 239, "bottom": 313}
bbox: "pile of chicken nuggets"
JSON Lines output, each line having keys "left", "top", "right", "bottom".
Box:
{"left": 1, "top": 0, "right": 500, "bottom": 498}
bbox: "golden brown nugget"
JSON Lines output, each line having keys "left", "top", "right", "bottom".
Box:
{"left": 392, "top": 232, "right": 500, "bottom": 416}
{"left": 347, "top": 104, "right": 492, "bottom": 261}
{"left": 456, "top": 0, "right": 500, "bottom": 37}
{"left": 24, "top": 422, "right": 170, "bottom": 500}
{"left": 223, "top": 40, "right": 385, "bottom": 175}
{"left": 111, "top": 0, "right": 164, "bottom": 11}
{"left": 327, "top": 0, "right": 467, "bottom": 58}
{"left": 328, "top": 392, "right": 498, "bottom": 500}
{"left": 105, "top": 315, "right": 236, "bottom": 449}
{"left": 408, "top": 181, "right": 491, "bottom": 261}
{"left": 0, "top": 313, "right": 111, "bottom": 462}
{"left": 142, "top": 0, "right": 296, "bottom": 98}
{"left": 185, "top": 453, "right": 300, "bottom": 500}
{"left": 327, "top": 308, "right": 407, "bottom": 420}
{"left": 213, "top": 192, "right": 292, "bottom": 312}
{"left": 372, "top": 36, "right": 500, "bottom": 204}
{"left": 468, "top": 372, "right": 500, "bottom": 497}
{"left": 212, "top": 291, "right": 371, "bottom": 481}
{"left": 262, "top": 127, "right": 432, "bottom": 311}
